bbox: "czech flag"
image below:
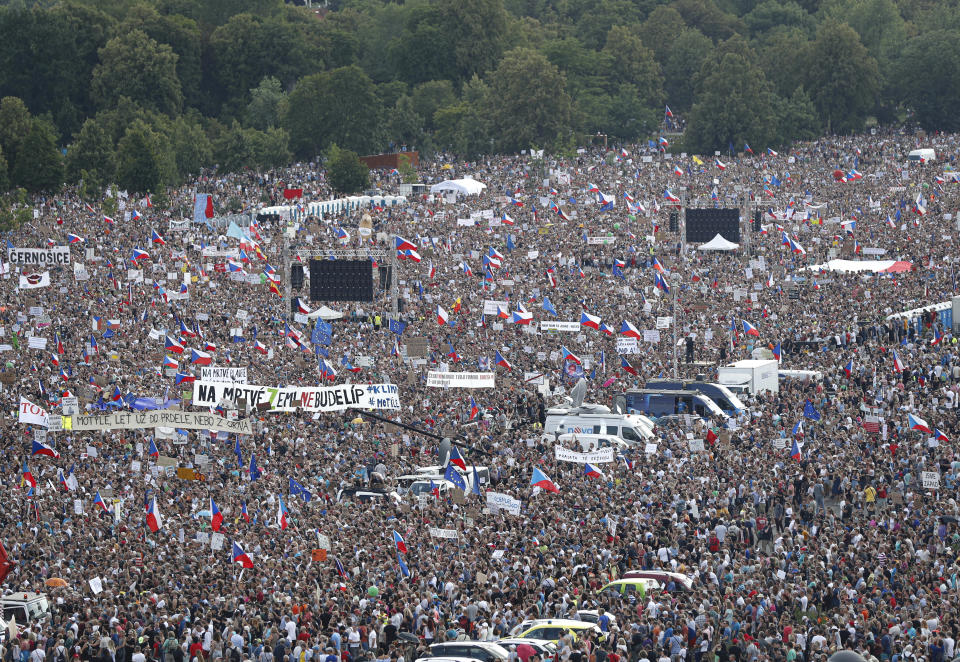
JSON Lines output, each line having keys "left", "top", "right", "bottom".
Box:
{"left": 232, "top": 541, "right": 254, "bottom": 568}
{"left": 146, "top": 497, "right": 162, "bottom": 532}
{"left": 163, "top": 355, "right": 178, "bottom": 370}
{"left": 254, "top": 340, "right": 268, "bottom": 355}
{"left": 531, "top": 467, "right": 559, "bottom": 493}
{"left": 932, "top": 327, "right": 944, "bottom": 345}
{"left": 276, "top": 495, "right": 288, "bottom": 530}
{"left": 652, "top": 257, "right": 665, "bottom": 274}
{"left": 21, "top": 462, "right": 36, "bottom": 489}
{"left": 395, "top": 236, "right": 417, "bottom": 251}
{"left": 843, "top": 360, "right": 853, "bottom": 378}
{"left": 393, "top": 530, "right": 408, "bottom": 554}
{"left": 165, "top": 336, "right": 184, "bottom": 354}
{"left": 790, "top": 439, "right": 802, "bottom": 461}
{"left": 892, "top": 350, "right": 905, "bottom": 373}
{"left": 772, "top": 342, "right": 781, "bottom": 361}
{"left": 148, "top": 437, "right": 160, "bottom": 458}
{"left": 767, "top": 148, "right": 778, "bottom": 156}
{"left": 131, "top": 248, "right": 150, "bottom": 261}
{"left": 32, "top": 440, "right": 60, "bottom": 458}
{"left": 621, "top": 356, "right": 638, "bottom": 376}
{"left": 908, "top": 413, "right": 931, "bottom": 434}
{"left": 561, "top": 346, "right": 581, "bottom": 365}
{"left": 936, "top": 428, "right": 950, "bottom": 442}
{"left": 501, "top": 213, "right": 515, "bottom": 225}
{"left": 449, "top": 447, "right": 467, "bottom": 470}
{"left": 620, "top": 320, "right": 642, "bottom": 339}
{"left": 599, "top": 322, "right": 614, "bottom": 336}
{"left": 664, "top": 189, "right": 679, "bottom": 203}
{"left": 210, "top": 498, "right": 223, "bottom": 532}
{"left": 94, "top": 490, "right": 109, "bottom": 512}
{"left": 295, "top": 298, "right": 312, "bottom": 315}
{"left": 151, "top": 230, "right": 166, "bottom": 245}
{"left": 131, "top": 209, "right": 141, "bottom": 221}
{"left": 469, "top": 397, "right": 480, "bottom": 420}
{"left": 742, "top": 321, "right": 760, "bottom": 337}
{"left": 437, "top": 305, "right": 449, "bottom": 325}
{"left": 673, "top": 164, "right": 684, "bottom": 176}
{"left": 190, "top": 349, "right": 212, "bottom": 365}
{"left": 494, "top": 350, "right": 512, "bottom": 371}
{"left": 715, "top": 158, "right": 726, "bottom": 171}
{"left": 584, "top": 463, "right": 604, "bottom": 479}
{"left": 241, "top": 501, "right": 249, "bottom": 522}
{"left": 67, "top": 233, "right": 83, "bottom": 244}
{"left": 174, "top": 372, "right": 195, "bottom": 385}
{"left": 512, "top": 307, "right": 534, "bottom": 325}
{"left": 580, "top": 312, "right": 601, "bottom": 330}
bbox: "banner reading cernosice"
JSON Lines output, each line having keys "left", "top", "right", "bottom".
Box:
{"left": 71, "top": 411, "right": 252, "bottom": 434}
{"left": 426, "top": 372, "right": 495, "bottom": 388}
{"left": 191, "top": 381, "right": 400, "bottom": 411}
{"left": 8, "top": 246, "right": 70, "bottom": 266}
{"left": 554, "top": 445, "right": 616, "bottom": 464}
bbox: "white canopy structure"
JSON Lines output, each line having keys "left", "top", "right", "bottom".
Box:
{"left": 307, "top": 305, "right": 344, "bottom": 321}
{"left": 429, "top": 178, "right": 487, "bottom": 196}
{"left": 697, "top": 234, "right": 740, "bottom": 251}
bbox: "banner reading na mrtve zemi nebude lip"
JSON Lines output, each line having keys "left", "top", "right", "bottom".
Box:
{"left": 191, "top": 380, "right": 400, "bottom": 411}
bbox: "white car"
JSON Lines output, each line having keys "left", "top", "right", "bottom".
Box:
{"left": 429, "top": 642, "right": 510, "bottom": 662}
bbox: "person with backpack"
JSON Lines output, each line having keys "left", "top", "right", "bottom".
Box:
{"left": 162, "top": 634, "right": 179, "bottom": 662}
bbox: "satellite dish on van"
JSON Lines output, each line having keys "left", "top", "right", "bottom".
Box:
{"left": 570, "top": 378, "right": 587, "bottom": 408}
{"left": 438, "top": 438, "right": 451, "bottom": 467}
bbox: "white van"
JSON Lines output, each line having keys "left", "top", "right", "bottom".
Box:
{"left": 908, "top": 148, "right": 936, "bottom": 163}
{"left": 544, "top": 405, "right": 655, "bottom": 444}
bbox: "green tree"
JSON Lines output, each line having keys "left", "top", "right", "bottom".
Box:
{"left": 662, "top": 29, "right": 714, "bottom": 111}
{"left": 486, "top": 48, "right": 572, "bottom": 152}
{"left": 803, "top": 22, "right": 880, "bottom": 133}
{"left": 115, "top": 119, "right": 171, "bottom": 195}
{"left": 671, "top": 0, "right": 745, "bottom": 41}
{"left": 386, "top": 95, "right": 426, "bottom": 151}
{"left": 249, "top": 127, "right": 292, "bottom": 170}
{"left": 208, "top": 13, "right": 317, "bottom": 113}
{"left": 755, "top": 27, "right": 812, "bottom": 98}
{"left": 821, "top": 0, "right": 907, "bottom": 71}
{"left": 743, "top": 0, "right": 814, "bottom": 36}
{"left": 638, "top": 7, "right": 688, "bottom": 64}
{"left": 326, "top": 144, "right": 369, "bottom": 194}
{"left": 212, "top": 121, "right": 254, "bottom": 174}
{"left": 773, "top": 87, "right": 821, "bottom": 143}
{"left": 893, "top": 30, "right": 960, "bottom": 131}
{"left": 245, "top": 76, "right": 287, "bottom": 130}
{"left": 601, "top": 26, "right": 664, "bottom": 105}
{"left": 436, "top": 0, "right": 508, "bottom": 80}
{"left": 685, "top": 47, "right": 778, "bottom": 152}
{"left": 11, "top": 118, "right": 63, "bottom": 193}
{"left": 0, "top": 96, "right": 31, "bottom": 172}
{"left": 117, "top": 6, "right": 203, "bottom": 110}
{"left": 283, "top": 66, "right": 383, "bottom": 158}
{"left": 433, "top": 75, "right": 492, "bottom": 157}
{"left": 0, "top": 145, "right": 8, "bottom": 193}
{"left": 575, "top": 0, "right": 642, "bottom": 50}
{"left": 91, "top": 30, "right": 183, "bottom": 116}
{"left": 65, "top": 118, "right": 116, "bottom": 193}
{"left": 169, "top": 115, "right": 212, "bottom": 180}
{"left": 411, "top": 81, "right": 457, "bottom": 132}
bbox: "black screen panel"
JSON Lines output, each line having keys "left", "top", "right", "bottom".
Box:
{"left": 309, "top": 259, "right": 373, "bottom": 302}
{"left": 685, "top": 208, "right": 740, "bottom": 243}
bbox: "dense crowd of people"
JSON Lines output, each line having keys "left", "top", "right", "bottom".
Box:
{"left": 2, "top": 128, "right": 960, "bottom": 662}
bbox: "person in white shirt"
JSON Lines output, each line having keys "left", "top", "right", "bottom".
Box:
{"left": 285, "top": 619, "right": 297, "bottom": 643}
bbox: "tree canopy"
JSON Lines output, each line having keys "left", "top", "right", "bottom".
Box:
{"left": 0, "top": 0, "right": 955, "bottom": 190}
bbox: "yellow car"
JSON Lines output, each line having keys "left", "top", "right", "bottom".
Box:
{"left": 517, "top": 619, "right": 606, "bottom": 643}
